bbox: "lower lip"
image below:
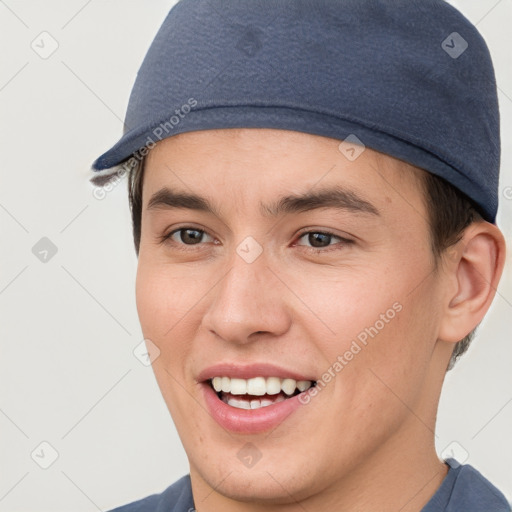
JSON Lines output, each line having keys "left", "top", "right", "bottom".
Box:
{"left": 201, "top": 383, "right": 306, "bottom": 434}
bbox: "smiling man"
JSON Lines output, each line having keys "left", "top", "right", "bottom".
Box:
{"left": 91, "top": 0, "right": 510, "bottom": 511}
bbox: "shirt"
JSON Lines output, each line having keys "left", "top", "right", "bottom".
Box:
{"left": 108, "top": 460, "right": 511, "bottom": 511}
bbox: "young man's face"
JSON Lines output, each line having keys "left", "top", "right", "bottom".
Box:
{"left": 136, "top": 128, "right": 452, "bottom": 505}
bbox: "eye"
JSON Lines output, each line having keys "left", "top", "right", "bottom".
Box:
{"left": 163, "top": 227, "right": 215, "bottom": 247}
{"left": 295, "top": 230, "right": 352, "bottom": 252}
{"left": 160, "top": 227, "right": 353, "bottom": 254}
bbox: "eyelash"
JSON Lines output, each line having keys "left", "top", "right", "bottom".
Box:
{"left": 160, "top": 226, "right": 353, "bottom": 254}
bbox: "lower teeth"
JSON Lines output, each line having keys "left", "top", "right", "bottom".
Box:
{"left": 222, "top": 393, "right": 286, "bottom": 410}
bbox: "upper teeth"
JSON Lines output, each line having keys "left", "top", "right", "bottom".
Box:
{"left": 211, "top": 376, "right": 313, "bottom": 396}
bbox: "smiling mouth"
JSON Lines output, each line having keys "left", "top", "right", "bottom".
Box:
{"left": 209, "top": 376, "right": 317, "bottom": 410}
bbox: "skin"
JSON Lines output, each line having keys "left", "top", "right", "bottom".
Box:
{"left": 135, "top": 128, "right": 505, "bottom": 511}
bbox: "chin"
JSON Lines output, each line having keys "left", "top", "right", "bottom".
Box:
{"left": 190, "top": 455, "right": 328, "bottom": 505}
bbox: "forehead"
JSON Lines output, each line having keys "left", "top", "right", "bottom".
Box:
{"left": 142, "top": 128, "right": 427, "bottom": 220}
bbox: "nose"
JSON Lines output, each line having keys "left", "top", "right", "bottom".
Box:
{"left": 201, "top": 250, "right": 291, "bottom": 345}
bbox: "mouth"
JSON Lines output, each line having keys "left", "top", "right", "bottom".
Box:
{"left": 209, "top": 376, "right": 317, "bottom": 410}
{"left": 198, "top": 364, "right": 318, "bottom": 433}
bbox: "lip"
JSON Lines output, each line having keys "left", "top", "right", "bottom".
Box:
{"left": 198, "top": 363, "right": 317, "bottom": 434}
{"left": 201, "top": 382, "right": 310, "bottom": 434}
{"left": 197, "top": 362, "right": 316, "bottom": 382}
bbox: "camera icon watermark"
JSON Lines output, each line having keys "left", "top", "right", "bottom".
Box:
{"left": 133, "top": 338, "right": 161, "bottom": 366}
{"left": 237, "top": 442, "right": 262, "bottom": 468}
{"left": 441, "top": 32, "right": 468, "bottom": 59}
{"left": 236, "top": 26, "right": 264, "bottom": 57}
{"left": 236, "top": 236, "right": 263, "bottom": 263}
{"left": 32, "top": 237, "right": 58, "bottom": 263}
{"left": 31, "top": 31, "right": 59, "bottom": 60}
{"left": 503, "top": 186, "right": 512, "bottom": 200}
{"left": 31, "top": 441, "right": 59, "bottom": 469}
{"left": 338, "top": 134, "right": 366, "bottom": 161}
{"left": 441, "top": 441, "right": 469, "bottom": 468}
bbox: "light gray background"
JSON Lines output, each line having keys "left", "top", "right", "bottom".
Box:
{"left": 0, "top": 1, "right": 511, "bottom": 510}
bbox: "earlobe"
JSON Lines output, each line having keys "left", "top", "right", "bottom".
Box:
{"left": 438, "top": 222, "right": 506, "bottom": 343}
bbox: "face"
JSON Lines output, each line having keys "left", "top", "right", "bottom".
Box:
{"left": 136, "top": 128, "right": 449, "bottom": 505}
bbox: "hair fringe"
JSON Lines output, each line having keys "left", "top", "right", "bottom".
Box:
{"left": 89, "top": 160, "right": 140, "bottom": 188}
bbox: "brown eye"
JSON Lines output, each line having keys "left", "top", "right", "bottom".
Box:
{"left": 295, "top": 230, "right": 354, "bottom": 253}
{"left": 165, "top": 227, "right": 214, "bottom": 246}
{"left": 302, "top": 232, "right": 334, "bottom": 248}
{"left": 297, "top": 231, "right": 340, "bottom": 248}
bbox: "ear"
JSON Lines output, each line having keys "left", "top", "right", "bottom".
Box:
{"left": 438, "top": 221, "right": 506, "bottom": 343}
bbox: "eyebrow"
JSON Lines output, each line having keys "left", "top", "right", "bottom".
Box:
{"left": 147, "top": 186, "right": 380, "bottom": 218}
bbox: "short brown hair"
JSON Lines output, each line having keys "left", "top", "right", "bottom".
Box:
{"left": 126, "top": 156, "right": 483, "bottom": 370}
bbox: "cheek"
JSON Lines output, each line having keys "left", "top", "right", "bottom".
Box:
{"left": 337, "top": 278, "right": 442, "bottom": 419}
{"left": 290, "top": 265, "right": 405, "bottom": 353}
{"left": 135, "top": 253, "right": 200, "bottom": 337}
{"left": 135, "top": 261, "right": 169, "bottom": 335}
{"left": 306, "top": 257, "right": 441, "bottom": 397}
{"left": 135, "top": 256, "right": 200, "bottom": 383}
{"left": 135, "top": 257, "right": 204, "bottom": 422}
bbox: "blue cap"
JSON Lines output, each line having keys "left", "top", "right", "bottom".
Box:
{"left": 92, "top": 0, "right": 500, "bottom": 222}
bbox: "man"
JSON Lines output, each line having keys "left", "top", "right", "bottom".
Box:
{"left": 91, "top": 0, "right": 510, "bottom": 510}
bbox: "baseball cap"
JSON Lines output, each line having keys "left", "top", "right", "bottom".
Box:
{"left": 91, "top": 0, "right": 500, "bottom": 222}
